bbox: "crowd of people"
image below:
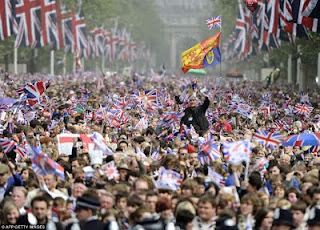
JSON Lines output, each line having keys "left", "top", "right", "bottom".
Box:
{"left": 0, "top": 70, "right": 319, "bottom": 230}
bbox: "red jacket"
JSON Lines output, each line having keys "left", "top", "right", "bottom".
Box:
{"left": 215, "top": 122, "right": 232, "bottom": 133}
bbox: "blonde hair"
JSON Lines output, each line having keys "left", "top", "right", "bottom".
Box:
{"left": 2, "top": 202, "right": 19, "bottom": 224}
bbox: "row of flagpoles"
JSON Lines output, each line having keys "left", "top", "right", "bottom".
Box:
{"left": 0, "top": 0, "right": 151, "bottom": 74}
{"left": 223, "top": 0, "right": 320, "bottom": 62}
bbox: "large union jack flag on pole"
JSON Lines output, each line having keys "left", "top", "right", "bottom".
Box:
{"left": 56, "top": 1, "right": 72, "bottom": 52}
{"left": 104, "top": 30, "right": 118, "bottom": 62}
{"left": 253, "top": 129, "right": 284, "bottom": 148}
{"left": 14, "top": 0, "right": 42, "bottom": 48}
{"left": 206, "top": 15, "right": 222, "bottom": 30}
{"left": 0, "top": 0, "right": 17, "bottom": 40}
{"left": 302, "top": 0, "right": 320, "bottom": 19}
{"left": 72, "top": 10, "right": 87, "bottom": 58}
{"left": 40, "top": 0, "right": 59, "bottom": 49}
{"left": 91, "top": 27, "right": 104, "bottom": 56}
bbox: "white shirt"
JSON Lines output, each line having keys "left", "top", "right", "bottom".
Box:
{"left": 191, "top": 216, "right": 216, "bottom": 230}
{"left": 0, "top": 183, "right": 8, "bottom": 202}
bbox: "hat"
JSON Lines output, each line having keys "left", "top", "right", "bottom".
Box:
{"left": 307, "top": 206, "right": 320, "bottom": 226}
{"left": 76, "top": 194, "right": 101, "bottom": 211}
{"left": 272, "top": 208, "right": 294, "bottom": 227}
{"left": 216, "top": 217, "right": 238, "bottom": 230}
{"left": 187, "top": 144, "right": 196, "bottom": 153}
{"left": 0, "top": 164, "right": 9, "bottom": 174}
{"left": 117, "top": 163, "right": 129, "bottom": 171}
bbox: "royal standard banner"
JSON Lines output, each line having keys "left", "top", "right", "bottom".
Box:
{"left": 181, "top": 32, "right": 221, "bottom": 73}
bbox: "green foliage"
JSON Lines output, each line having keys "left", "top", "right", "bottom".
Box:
{"left": 0, "top": 0, "right": 164, "bottom": 73}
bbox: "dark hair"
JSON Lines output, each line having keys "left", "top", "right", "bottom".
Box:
{"left": 310, "top": 187, "right": 320, "bottom": 199}
{"left": 127, "top": 195, "right": 143, "bottom": 208}
{"left": 291, "top": 200, "right": 307, "bottom": 213}
{"left": 30, "top": 119, "right": 40, "bottom": 129}
{"left": 286, "top": 187, "right": 301, "bottom": 200}
{"left": 198, "top": 194, "right": 217, "bottom": 208}
{"left": 145, "top": 127, "right": 156, "bottom": 136}
{"left": 175, "top": 210, "right": 195, "bottom": 230}
{"left": 115, "top": 191, "right": 129, "bottom": 204}
{"left": 31, "top": 196, "right": 49, "bottom": 208}
{"left": 249, "top": 171, "right": 263, "bottom": 190}
{"left": 255, "top": 208, "right": 273, "bottom": 229}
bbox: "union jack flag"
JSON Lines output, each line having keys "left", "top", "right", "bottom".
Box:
{"left": 223, "top": 140, "right": 251, "bottom": 164}
{"left": 91, "top": 132, "right": 113, "bottom": 156}
{"left": 208, "top": 167, "right": 225, "bottom": 187}
{"left": 206, "top": 15, "right": 222, "bottom": 30}
{"left": 86, "top": 34, "right": 96, "bottom": 58}
{"left": 101, "top": 161, "right": 119, "bottom": 180}
{"left": 104, "top": 30, "right": 118, "bottom": 62}
{"left": 31, "top": 147, "right": 64, "bottom": 179}
{"left": 127, "top": 34, "right": 137, "bottom": 63}
{"left": 39, "top": 0, "right": 59, "bottom": 49}
{"left": 0, "top": 138, "right": 17, "bottom": 153}
{"left": 253, "top": 129, "right": 284, "bottom": 148}
{"left": 72, "top": 10, "right": 87, "bottom": 58}
{"left": 85, "top": 111, "right": 93, "bottom": 122}
{"left": 0, "top": 0, "right": 17, "bottom": 40}
{"left": 160, "top": 111, "right": 183, "bottom": 126}
{"left": 24, "top": 81, "right": 50, "bottom": 106}
{"left": 14, "top": 0, "right": 42, "bottom": 48}
{"left": 198, "top": 134, "right": 221, "bottom": 165}
{"left": 301, "top": 0, "right": 320, "bottom": 19}
{"left": 157, "top": 167, "right": 183, "bottom": 191}
{"left": 282, "top": 0, "right": 311, "bottom": 38}
{"left": 293, "top": 103, "right": 314, "bottom": 116}
{"left": 254, "top": 157, "right": 269, "bottom": 170}
{"left": 135, "top": 90, "right": 158, "bottom": 105}
{"left": 56, "top": 1, "right": 73, "bottom": 52}
{"left": 116, "top": 27, "right": 129, "bottom": 62}
{"left": 275, "top": 119, "right": 290, "bottom": 131}
{"left": 90, "top": 27, "right": 104, "bottom": 56}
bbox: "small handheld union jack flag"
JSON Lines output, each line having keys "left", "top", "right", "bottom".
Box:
{"left": 293, "top": 103, "right": 314, "bottom": 117}
{"left": 206, "top": 15, "right": 222, "bottom": 30}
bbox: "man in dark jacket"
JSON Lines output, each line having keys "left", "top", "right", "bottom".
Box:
{"left": 180, "top": 94, "right": 210, "bottom": 136}
{"left": 17, "top": 196, "right": 63, "bottom": 230}
{"left": 65, "top": 190, "right": 107, "bottom": 230}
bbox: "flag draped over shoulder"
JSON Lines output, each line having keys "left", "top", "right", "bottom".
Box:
{"left": 181, "top": 32, "right": 221, "bottom": 73}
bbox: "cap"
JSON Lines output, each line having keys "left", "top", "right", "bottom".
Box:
{"left": 272, "top": 208, "right": 294, "bottom": 227}
{"left": 76, "top": 194, "right": 101, "bottom": 211}
{"left": 117, "top": 163, "right": 129, "bottom": 171}
{"left": 0, "top": 164, "right": 9, "bottom": 174}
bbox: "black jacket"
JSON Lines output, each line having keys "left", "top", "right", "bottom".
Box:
{"left": 64, "top": 216, "right": 107, "bottom": 230}
{"left": 17, "top": 214, "right": 63, "bottom": 230}
{"left": 180, "top": 97, "right": 210, "bottom": 136}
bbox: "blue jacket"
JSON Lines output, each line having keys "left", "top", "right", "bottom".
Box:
{"left": 5, "top": 173, "right": 23, "bottom": 196}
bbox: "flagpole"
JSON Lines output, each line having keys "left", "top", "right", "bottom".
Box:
{"left": 14, "top": 45, "right": 18, "bottom": 74}
{"left": 63, "top": 53, "right": 66, "bottom": 76}
{"left": 50, "top": 50, "right": 55, "bottom": 75}
{"left": 219, "top": 16, "right": 222, "bottom": 105}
